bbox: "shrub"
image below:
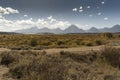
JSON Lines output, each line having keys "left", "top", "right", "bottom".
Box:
{"left": 86, "top": 42, "right": 94, "bottom": 46}
{"left": 102, "top": 33, "right": 113, "bottom": 38}
{"left": 101, "top": 47, "right": 120, "bottom": 68}
{"left": 95, "top": 40, "right": 103, "bottom": 45}
{"left": 56, "top": 40, "right": 65, "bottom": 46}
{"left": 0, "top": 48, "right": 120, "bottom": 80}
{"left": 104, "top": 75, "right": 115, "bottom": 80}
{"left": 30, "top": 39, "right": 38, "bottom": 47}
{"left": 0, "top": 52, "right": 20, "bottom": 66}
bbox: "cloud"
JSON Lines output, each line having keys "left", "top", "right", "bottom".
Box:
{"left": 101, "top": 1, "right": 105, "bottom": 5}
{"left": 16, "top": 18, "right": 34, "bottom": 25}
{"left": 0, "top": 6, "right": 19, "bottom": 15}
{"left": 98, "top": 12, "right": 102, "bottom": 16}
{"left": 87, "top": 6, "right": 90, "bottom": 9}
{"left": 104, "top": 17, "right": 108, "bottom": 20}
{"left": 0, "top": 15, "right": 71, "bottom": 31}
{"left": 79, "top": 9, "right": 83, "bottom": 13}
{"left": 24, "top": 15, "right": 28, "bottom": 17}
{"left": 72, "top": 8, "right": 77, "bottom": 12}
{"left": 79, "top": 6, "right": 83, "bottom": 9}
{"left": 36, "top": 16, "right": 71, "bottom": 29}
{"left": 47, "top": 16, "right": 56, "bottom": 23}
{"left": 0, "top": 6, "right": 71, "bottom": 31}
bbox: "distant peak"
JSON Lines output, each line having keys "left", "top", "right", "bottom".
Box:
{"left": 113, "top": 24, "right": 120, "bottom": 27}
{"left": 90, "top": 27, "right": 97, "bottom": 30}
{"left": 68, "top": 24, "right": 79, "bottom": 29}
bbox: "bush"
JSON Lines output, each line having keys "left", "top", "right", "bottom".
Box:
{"left": 95, "top": 40, "right": 103, "bottom": 45}
{"left": 0, "top": 52, "right": 20, "bottom": 66}
{"left": 102, "top": 33, "right": 113, "bottom": 38}
{"left": 101, "top": 47, "right": 120, "bottom": 68}
{"left": 86, "top": 42, "right": 94, "bottom": 46}
{"left": 0, "top": 48, "right": 120, "bottom": 80}
{"left": 30, "top": 39, "right": 38, "bottom": 47}
{"left": 56, "top": 40, "right": 65, "bottom": 46}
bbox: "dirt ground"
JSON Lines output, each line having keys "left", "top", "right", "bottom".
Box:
{"left": 0, "top": 66, "right": 15, "bottom": 80}
{"left": 40, "top": 45, "right": 120, "bottom": 54}
{"left": 0, "top": 45, "right": 120, "bottom": 54}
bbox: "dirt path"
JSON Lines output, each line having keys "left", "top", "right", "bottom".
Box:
{"left": 0, "top": 45, "right": 120, "bottom": 54}
{"left": 0, "top": 66, "right": 15, "bottom": 80}
{"left": 0, "top": 48, "right": 10, "bottom": 52}
{"left": 40, "top": 45, "right": 120, "bottom": 54}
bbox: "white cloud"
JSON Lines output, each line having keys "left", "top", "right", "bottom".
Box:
{"left": 36, "top": 16, "right": 71, "bottom": 29}
{"left": 87, "top": 6, "right": 91, "bottom": 9}
{"left": 79, "top": 9, "right": 83, "bottom": 12}
{"left": 98, "top": 12, "right": 102, "bottom": 16}
{"left": 36, "top": 19, "right": 48, "bottom": 27}
{"left": 0, "top": 15, "right": 71, "bottom": 31}
{"left": 0, "top": 6, "right": 71, "bottom": 31}
{"left": 72, "top": 8, "right": 77, "bottom": 12}
{"left": 16, "top": 19, "right": 35, "bottom": 25}
{"left": 85, "top": 25, "right": 89, "bottom": 27}
{"left": 24, "top": 15, "right": 28, "bottom": 17}
{"left": 0, "top": 6, "right": 19, "bottom": 15}
{"left": 79, "top": 6, "right": 83, "bottom": 10}
{"left": 47, "top": 16, "right": 56, "bottom": 23}
{"left": 101, "top": 1, "right": 105, "bottom": 5}
{"left": 104, "top": 17, "right": 108, "bottom": 20}
{"left": 47, "top": 16, "right": 52, "bottom": 20}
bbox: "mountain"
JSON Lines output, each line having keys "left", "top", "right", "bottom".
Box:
{"left": 100, "top": 25, "right": 120, "bottom": 33}
{"left": 15, "top": 24, "right": 120, "bottom": 34}
{"left": 87, "top": 27, "right": 100, "bottom": 33}
{"left": 51, "top": 28, "right": 63, "bottom": 34}
{"left": 0, "top": 32, "right": 17, "bottom": 34}
{"left": 109, "top": 25, "right": 120, "bottom": 32}
{"left": 16, "top": 27, "right": 63, "bottom": 34}
{"left": 16, "top": 27, "right": 39, "bottom": 34}
{"left": 36, "top": 27, "right": 63, "bottom": 34}
{"left": 63, "top": 25, "right": 85, "bottom": 33}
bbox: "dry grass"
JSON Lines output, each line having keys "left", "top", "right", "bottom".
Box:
{"left": 0, "top": 47, "right": 120, "bottom": 80}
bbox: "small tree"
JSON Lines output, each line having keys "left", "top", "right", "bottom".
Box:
{"left": 30, "top": 39, "right": 38, "bottom": 47}
{"left": 102, "top": 33, "right": 113, "bottom": 38}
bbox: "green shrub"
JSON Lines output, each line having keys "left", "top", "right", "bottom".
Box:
{"left": 95, "top": 40, "right": 103, "bottom": 45}
{"left": 30, "top": 39, "right": 38, "bottom": 47}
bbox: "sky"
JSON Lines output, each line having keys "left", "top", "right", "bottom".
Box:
{"left": 0, "top": 0, "right": 120, "bottom": 31}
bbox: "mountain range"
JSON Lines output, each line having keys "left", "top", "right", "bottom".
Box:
{"left": 15, "top": 24, "right": 120, "bottom": 34}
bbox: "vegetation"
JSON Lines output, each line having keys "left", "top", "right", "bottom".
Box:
{"left": 0, "top": 47, "right": 120, "bottom": 80}
{"left": 0, "top": 33, "right": 119, "bottom": 50}
{"left": 101, "top": 47, "right": 120, "bottom": 68}
{"left": 102, "top": 33, "right": 113, "bottom": 38}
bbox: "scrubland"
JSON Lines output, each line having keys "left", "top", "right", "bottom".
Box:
{"left": 0, "top": 33, "right": 119, "bottom": 50}
{"left": 0, "top": 33, "right": 120, "bottom": 80}
{"left": 0, "top": 47, "right": 120, "bottom": 80}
